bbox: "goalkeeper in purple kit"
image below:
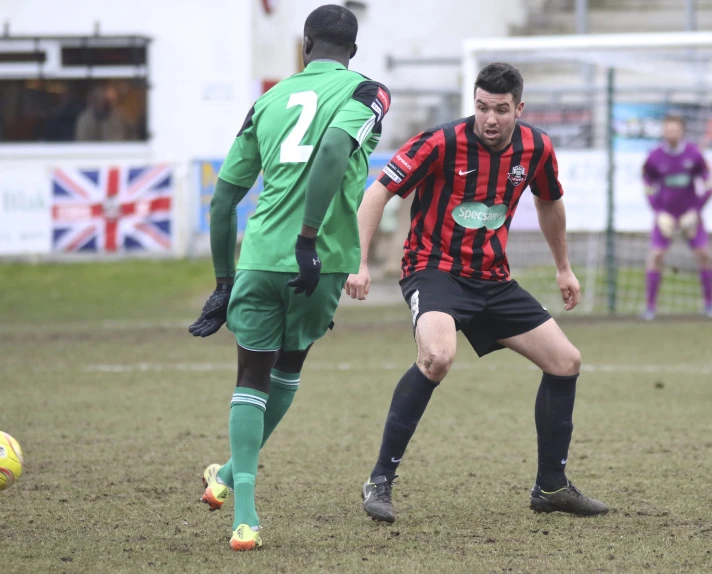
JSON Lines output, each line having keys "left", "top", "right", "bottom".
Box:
{"left": 643, "top": 114, "right": 712, "bottom": 319}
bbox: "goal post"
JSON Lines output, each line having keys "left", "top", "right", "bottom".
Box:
{"left": 461, "top": 31, "right": 712, "bottom": 316}
{"left": 462, "top": 32, "right": 712, "bottom": 116}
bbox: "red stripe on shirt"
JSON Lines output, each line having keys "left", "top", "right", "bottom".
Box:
{"left": 437, "top": 129, "right": 470, "bottom": 273}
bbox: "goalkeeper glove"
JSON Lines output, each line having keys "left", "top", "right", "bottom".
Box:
{"left": 287, "top": 235, "right": 322, "bottom": 297}
{"left": 189, "top": 282, "right": 232, "bottom": 337}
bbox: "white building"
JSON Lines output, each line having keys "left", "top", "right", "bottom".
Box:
{"left": 0, "top": 0, "right": 529, "bottom": 256}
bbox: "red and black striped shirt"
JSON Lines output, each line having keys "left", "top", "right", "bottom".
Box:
{"left": 379, "top": 117, "right": 563, "bottom": 281}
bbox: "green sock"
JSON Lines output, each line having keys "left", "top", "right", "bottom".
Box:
{"left": 229, "top": 387, "right": 268, "bottom": 529}
{"left": 217, "top": 370, "right": 300, "bottom": 489}
{"left": 262, "top": 369, "right": 300, "bottom": 443}
{"left": 216, "top": 459, "right": 233, "bottom": 488}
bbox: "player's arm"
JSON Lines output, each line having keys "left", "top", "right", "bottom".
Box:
{"left": 642, "top": 154, "right": 662, "bottom": 210}
{"left": 210, "top": 179, "right": 249, "bottom": 283}
{"left": 190, "top": 105, "right": 261, "bottom": 337}
{"left": 357, "top": 181, "right": 394, "bottom": 268}
{"left": 535, "top": 197, "right": 569, "bottom": 272}
{"left": 289, "top": 81, "right": 391, "bottom": 296}
{"left": 343, "top": 180, "right": 394, "bottom": 300}
{"left": 345, "top": 129, "right": 441, "bottom": 300}
{"left": 530, "top": 140, "right": 579, "bottom": 311}
{"left": 301, "top": 127, "right": 358, "bottom": 236}
{"left": 693, "top": 147, "right": 712, "bottom": 209}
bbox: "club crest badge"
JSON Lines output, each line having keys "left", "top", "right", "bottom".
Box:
{"left": 507, "top": 165, "right": 527, "bottom": 186}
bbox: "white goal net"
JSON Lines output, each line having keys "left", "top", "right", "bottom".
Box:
{"left": 462, "top": 32, "right": 712, "bottom": 316}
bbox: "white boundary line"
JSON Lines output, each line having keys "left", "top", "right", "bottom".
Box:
{"left": 0, "top": 319, "right": 194, "bottom": 334}
{"left": 81, "top": 361, "right": 712, "bottom": 375}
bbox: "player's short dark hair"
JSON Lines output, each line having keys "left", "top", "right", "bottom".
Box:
{"left": 663, "top": 114, "right": 686, "bottom": 128}
{"left": 304, "top": 4, "right": 358, "bottom": 48}
{"left": 474, "top": 63, "right": 524, "bottom": 105}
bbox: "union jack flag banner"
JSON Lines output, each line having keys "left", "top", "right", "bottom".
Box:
{"left": 51, "top": 165, "right": 173, "bottom": 253}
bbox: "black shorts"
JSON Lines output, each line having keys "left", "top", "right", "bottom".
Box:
{"left": 399, "top": 268, "right": 552, "bottom": 357}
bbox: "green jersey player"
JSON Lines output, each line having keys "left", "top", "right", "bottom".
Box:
{"left": 188, "top": 4, "right": 390, "bottom": 551}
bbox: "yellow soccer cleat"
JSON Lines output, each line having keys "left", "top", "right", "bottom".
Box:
{"left": 200, "top": 463, "right": 231, "bottom": 511}
{"left": 230, "top": 524, "right": 262, "bottom": 551}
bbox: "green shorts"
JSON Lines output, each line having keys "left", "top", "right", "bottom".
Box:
{"left": 227, "top": 270, "right": 347, "bottom": 352}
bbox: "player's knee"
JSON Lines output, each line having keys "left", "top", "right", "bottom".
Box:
{"left": 649, "top": 251, "right": 665, "bottom": 269}
{"left": 236, "top": 351, "right": 276, "bottom": 393}
{"left": 570, "top": 347, "right": 582, "bottom": 374}
{"left": 417, "top": 347, "right": 455, "bottom": 382}
{"left": 550, "top": 345, "right": 581, "bottom": 377}
{"left": 694, "top": 249, "right": 711, "bottom": 267}
{"left": 274, "top": 348, "right": 310, "bottom": 374}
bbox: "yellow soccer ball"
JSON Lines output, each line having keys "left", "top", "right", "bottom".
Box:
{"left": 0, "top": 432, "right": 24, "bottom": 491}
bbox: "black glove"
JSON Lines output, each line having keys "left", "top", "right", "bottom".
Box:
{"left": 189, "top": 282, "right": 232, "bottom": 337}
{"left": 287, "top": 235, "right": 322, "bottom": 297}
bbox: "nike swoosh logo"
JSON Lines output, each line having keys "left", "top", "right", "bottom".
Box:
{"left": 391, "top": 457, "right": 403, "bottom": 463}
{"left": 561, "top": 458, "right": 568, "bottom": 465}
{"left": 459, "top": 169, "right": 477, "bottom": 176}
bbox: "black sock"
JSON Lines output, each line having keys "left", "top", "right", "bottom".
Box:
{"left": 371, "top": 364, "right": 439, "bottom": 480}
{"left": 535, "top": 372, "right": 578, "bottom": 492}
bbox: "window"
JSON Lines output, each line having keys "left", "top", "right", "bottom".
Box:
{"left": 0, "top": 78, "right": 147, "bottom": 142}
{"left": 61, "top": 46, "right": 147, "bottom": 67}
{"left": 0, "top": 35, "right": 150, "bottom": 144}
{"left": 0, "top": 51, "right": 46, "bottom": 63}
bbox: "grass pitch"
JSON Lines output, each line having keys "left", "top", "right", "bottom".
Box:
{"left": 1, "top": 260, "right": 711, "bottom": 573}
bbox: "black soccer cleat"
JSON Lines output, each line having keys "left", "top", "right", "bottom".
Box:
{"left": 530, "top": 480, "right": 609, "bottom": 516}
{"left": 362, "top": 475, "right": 397, "bottom": 523}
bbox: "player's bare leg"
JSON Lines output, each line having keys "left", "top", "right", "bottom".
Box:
{"left": 692, "top": 247, "right": 712, "bottom": 317}
{"left": 203, "top": 348, "right": 310, "bottom": 511}
{"left": 644, "top": 247, "right": 667, "bottom": 320}
{"left": 500, "top": 318, "right": 580, "bottom": 375}
{"left": 363, "top": 312, "right": 455, "bottom": 523}
{"left": 499, "top": 319, "right": 608, "bottom": 516}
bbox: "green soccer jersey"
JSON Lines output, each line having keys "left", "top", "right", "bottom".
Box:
{"left": 219, "top": 60, "right": 391, "bottom": 274}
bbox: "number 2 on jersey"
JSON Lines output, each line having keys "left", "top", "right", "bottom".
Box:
{"left": 280, "top": 91, "right": 318, "bottom": 163}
